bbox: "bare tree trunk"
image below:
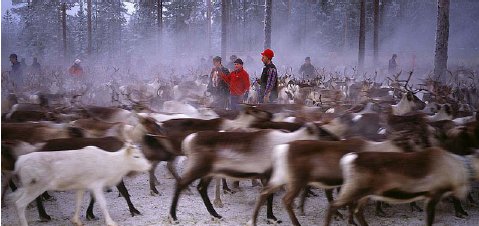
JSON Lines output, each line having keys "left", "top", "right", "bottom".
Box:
{"left": 116, "top": 0, "right": 122, "bottom": 53}
{"left": 221, "top": 0, "right": 228, "bottom": 59}
{"left": 87, "top": 0, "right": 92, "bottom": 55}
{"left": 207, "top": 0, "right": 212, "bottom": 55}
{"left": 242, "top": 0, "right": 246, "bottom": 51}
{"left": 157, "top": 0, "right": 162, "bottom": 55}
{"left": 302, "top": 2, "right": 307, "bottom": 51}
{"left": 157, "top": 0, "right": 162, "bottom": 31}
{"left": 61, "top": 3, "right": 67, "bottom": 59}
{"left": 358, "top": 0, "right": 366, "bottom": 69}
{"left": 264, "top": 0, "right": 272, "bottom": 49}
{"left": 433, "top": 0, "right": 450, "bottom": 83}
{"left": 230, "top": 0, "right": 237, "bottom": 55}
{"left": 286, "top": 0, "right": 291, "bottom": 21}
{"left": 344, "top": 11, "right": 349, "bottom": 51}
{"left": 373, "top": 0, "right": 379, "bottom": 66}
{"left": 379, "top": 0, "right": 385, "bottom": 31}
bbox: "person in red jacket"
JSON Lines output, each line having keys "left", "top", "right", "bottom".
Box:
{"left": 69, "top": 59, "right": 84, "bottom": 76}
{"left": 221, "top": 58, "right": 250, "bottom": 110}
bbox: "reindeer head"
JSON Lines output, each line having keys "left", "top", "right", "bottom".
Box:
{"left": 404, "top": 91, "right": 426, "bottom": 111}
{"left": 241, "top": 105, "right": 273, "bottom": 122}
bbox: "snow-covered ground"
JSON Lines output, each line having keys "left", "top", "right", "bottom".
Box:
{"left": 2, "top": 162, "right": 479, "bottom": 226}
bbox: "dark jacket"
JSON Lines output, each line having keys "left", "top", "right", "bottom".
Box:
{"left": 299, "top": 63, "right": 316, "bottom": 77}
{"left": 208, "top": 66, "right": 230, "bottom": 97}
{"left": 260, "top": 62, "right": 278, "bottom": 100}
{"left": 30, "top": 62, "right": 42, "bottom": 74}
{"left": 389, "top": 58, "right": 397, "bottom": 73}
{"left": 11, "top": 61, "right": 24, "bottom": 87}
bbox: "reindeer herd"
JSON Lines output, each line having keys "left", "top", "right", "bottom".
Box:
{"left": 1, "top": 67, "right": 479, "bottom": 226}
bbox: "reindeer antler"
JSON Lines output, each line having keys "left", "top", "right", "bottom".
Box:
{"left": 403, "top": 71, "right": 414, "bottom": 91}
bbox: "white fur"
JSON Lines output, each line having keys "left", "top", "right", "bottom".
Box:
{"left": 182, "top": 133, "right": 197, "bottom": 156}
{"left": 325, "top": 108, "right": 335, "bottom": 114}
{"left": 377, "top": 128, "right": 387, "bottom": 135}
{"left": 283, "top": 117, "right": 297, "bottom": 123}
{"left": 453, "top": 112, "right": 476, "bottom": 125}
{"left": 220, "top": 111, "right": 258, "bottom": 130}
{"left": 358, "top": 102, "right": 376, "bottom": 114}
{"left": 352, "top": 114, "right": 363, "bottom": 122}
{"left": 392, "top": 94, "right": 418, "bottom": 115}
{"left": 340, "top": 153, "right": 357, "bottom": 170}
{"left": 12, "top": 145, "right": 151, "bottom": 226}
{"left": 427, "top": 104, "right": 453, "bottom": 122}
{"left": 268, "top": 144, "right": 290, "bottom": 187}
{"left": 162, "top": 100, "right": 199, "bottom": 115}
{"left": 140, "top": 110, "right": 218, "bottom": 123}
{"left": 321, "top": 118, "right": 348, "bottom": 138}
{"left": 122, "top": 122, "right": 147, "bottom": 144}
{"left": 364, "top": 140, "right": 402, "bottom": 153}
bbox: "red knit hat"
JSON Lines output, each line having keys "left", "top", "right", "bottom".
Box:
{"left": 261, "top": 49, "right": 274, "bottom": 59}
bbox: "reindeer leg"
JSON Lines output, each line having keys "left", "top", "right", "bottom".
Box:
{"left": 232, "top": 180, "right": 240, "bottom": 191}
{"left": 169, "top": 161, "right": 209, "bottom": 223}
{"left": 305, "top": 186, "right": 318, "bottom": 197}
{"left": 297, "top": 188, "right": 307, "bottom": 216}
{"left": 197, "top": 177, "right": 222, "bottom": 220}
{"left": 425, "top": 196, "right": 441, "bottom": 226}
{"left": 167, "top": 160, "right": 180, "bottom": 181}
{"left": 91, "top": 187, "right": 117, "bottom": 226}
{"left": 283, "top": 185, "right": 303, "bottom": 226}
{"left": 41, "top": 191, "right": 54, "bottom": 201}
{"left": 354, "top": 199, "right": 369, "bottom": 226}
{"left": 116, "top": 180, "right": 141, "bottom": 216}
{"left": 222, "top": 178, "right": 234, "bottom": 194}
{"left": 2, "top": 176, "right": 15, "bottom": 205}
{"left": 347, "top": 203, "right": 358, "bottom": 226}
{"left": 151, "top": 161, "right": 160, "bottom": 185}
{"left": 325, "top": 201, "right": 349, "bottom": 226}
{"left": 167, "top": 159, "right": 192, "bottom": 194}
{"left": 452, "top": 197, "right": 468, "bottom": 218}
{"left": 467, "top": 193, "right": 478, "bottom": 206}
{"left": 248, "top": 184, "right": 282, "bottom": 226}
{"left": 410, "top": 201, "right": 423, "bottom": 212}
{"left": 326, "top": 186, "right": 371, "bottom": 226}
{"left": 86, "top": 193, "right": 98, "bottom": 220}
{"left": 71, "top": 190, "right": 84, "bottom": 226}
{"left": 251, "top": 179, "right": 261, "bottom": 187}
{"left": 213, "top": 178, "right": 223, "bottom": 208}
{"left": 375, "top": 201, "right": 388, "bottom": 217}
{"left": 36, "top": 196, "right": 52, "bottom": 221}
{"left": 266, "top": 193, "right": 281, "bottom": 224}
{"left": 257, "top": 177, "right": 281, "bottom": 224}
{"left": 325, "top": 189, "right": 343, "bottom": 220}
{"left": 149, "top": 162, "right": 160, "bottom": 196}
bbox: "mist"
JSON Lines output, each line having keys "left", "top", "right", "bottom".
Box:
{"left": 1, "top": 0, "right": 478, "bottom": 93}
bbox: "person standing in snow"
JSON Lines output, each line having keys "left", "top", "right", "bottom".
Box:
{"left": 259, "top": 49, "right": 278, "bottom": 103}
{"left": 220, "top": 58, "right": 250, "bottom": 110}
{"left": 299, "top": 56, "right": 316, "bottom": 78}
{"left": 69, "top": 59, "right": 84, "bottom": 76}
{"left": 207, "top": 56, "right": 230, "bottom": 109}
